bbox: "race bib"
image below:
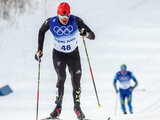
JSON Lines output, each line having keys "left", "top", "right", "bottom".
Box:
{"left": 49, "top": 15, "right": 79, "bottom": 53}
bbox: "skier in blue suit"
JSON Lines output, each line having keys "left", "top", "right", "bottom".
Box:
{"left": 113, "top": 64, "right": 138, "bottom": 114}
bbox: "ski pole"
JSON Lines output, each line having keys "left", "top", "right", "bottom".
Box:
{"left": 82, "top": 36, "right": 101, "bottom": 108}
{"left": 135, "top": 88, "right": 146, "bottom": 92}
{"left": 114, "top": 93, "right": 118, "bottom": 115}
{"left": 36, "top": 59, "right": 41, "bottom": 120}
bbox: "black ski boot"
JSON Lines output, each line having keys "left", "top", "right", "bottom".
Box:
{"left": 50, "top": 105, "right": 62, "bottom": 118}
{"left": 74, "top": 105, "right": 85, "bottom": 120}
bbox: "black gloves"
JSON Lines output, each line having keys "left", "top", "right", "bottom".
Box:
{"left": 115, "top": 88, "right": 119, "bottom": 94}
{"left": 114, "top": 87, "right": 119, "bottom": 94}
{"left": 35, "top": 50, "right": 43, "bottom": 61}
{"left": 129, "top": 87, "right": 135, "bottom": 91}
{"left": 80, "top": 28, "right": 87, "bottom": 36}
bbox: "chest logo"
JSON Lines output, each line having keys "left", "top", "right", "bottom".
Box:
{"left": 119, "top": 76, "right": 130, "bottom": 81}
{"left": 53, "top": 25, "right": 73, "bottom": 36}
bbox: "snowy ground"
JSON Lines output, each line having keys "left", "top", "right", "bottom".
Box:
{"left": 0, "top": 0, "right": 160, "bottom": 120}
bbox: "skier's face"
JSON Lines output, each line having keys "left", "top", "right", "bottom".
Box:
{"left": 58, "top": 14, "right": 70, "bottom": 25}
{"left": 121, "top": 70, "right": 126, "bottom": 74}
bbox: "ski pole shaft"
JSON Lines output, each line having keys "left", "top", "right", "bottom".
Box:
{"left": 82, "top": 36, "right": 101, "bottom": 108}
{"left": 114, "top": 93, "right": 118, "bottom": 115}
{"left": 36, "top": 60, "right": 41, "bottom": 120}
{"left": 135, "top": 88, "right": 146, "bottom": 92}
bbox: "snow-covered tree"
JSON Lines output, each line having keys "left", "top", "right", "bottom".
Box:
{"left": 0, "top": 0, "right": 31, "bottom": 19}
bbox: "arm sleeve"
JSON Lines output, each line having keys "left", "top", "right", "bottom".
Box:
{"left": 38, "top": 18, "right": 50, "bottom": 51}
{"left": 113, "top": 74, "right": 118, "bottom": 89}
{"left": 131, "top": 73, "right": 138, "bottom": 88}
{"left": 76, "top": 16, "right": 95, "bottom": 40}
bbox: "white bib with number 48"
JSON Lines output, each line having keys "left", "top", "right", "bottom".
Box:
{"left": 54, "top": 37, "right": 78, "bottom": 53}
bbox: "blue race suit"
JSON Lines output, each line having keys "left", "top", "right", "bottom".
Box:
{"left": 113, "top": 71, "right": 138, "bottom": 114}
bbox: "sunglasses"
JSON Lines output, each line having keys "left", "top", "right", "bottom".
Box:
{"left": 59, "top": 14, "right": 70, "bottom": 19}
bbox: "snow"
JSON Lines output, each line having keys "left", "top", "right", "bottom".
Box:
{"left": 0, "top": 0, "right": 160, "bottom": 120}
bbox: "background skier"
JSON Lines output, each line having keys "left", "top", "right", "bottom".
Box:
{"left": 113, "top": 64, "right": 138, "bottom": 114}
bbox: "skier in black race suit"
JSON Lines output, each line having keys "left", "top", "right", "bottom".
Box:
{"left": 35, "top": 2, "right": 95, "bottom": 120}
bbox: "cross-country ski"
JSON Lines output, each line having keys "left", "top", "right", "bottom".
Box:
{"left": 41, "top": 117, "right": 91, "bottom": 120}
{"left": 41, "top": 117, "right": 62, "bottom": 120}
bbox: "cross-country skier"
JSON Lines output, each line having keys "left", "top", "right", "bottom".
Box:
{"left": 35, "top": 2, "right": 95, "bottom": 120}
{"left": 113, "top": 64, "right": 138, "bottom": 114}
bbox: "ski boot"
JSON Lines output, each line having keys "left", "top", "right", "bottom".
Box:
{"left": 50, "top": 105, "right": 62, "bottom": 118}
{"left": 74, "top": 105, "right": 85, "bottom": 120}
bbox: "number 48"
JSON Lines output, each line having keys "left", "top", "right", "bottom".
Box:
{"left": 61, "top": 45, "right": 71, "bottom": 51}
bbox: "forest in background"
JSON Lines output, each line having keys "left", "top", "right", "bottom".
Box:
{"left": 0, "top": 0, "right": 35, "bottom": 20}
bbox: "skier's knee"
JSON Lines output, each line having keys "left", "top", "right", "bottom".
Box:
{"left": 56, "top": 77, "right": 65, "bottom": 88}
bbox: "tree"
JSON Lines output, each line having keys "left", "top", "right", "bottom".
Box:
{"left": 0, "top": 0, "right": 31, "bottom": 19}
